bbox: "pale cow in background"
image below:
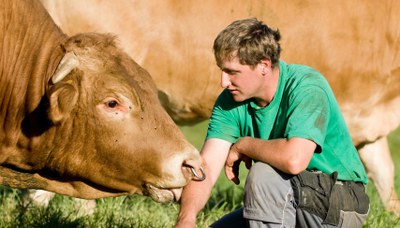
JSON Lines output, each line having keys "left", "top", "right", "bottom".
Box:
{"left": 39, "top": 0, "right": 400, "bottom": 215}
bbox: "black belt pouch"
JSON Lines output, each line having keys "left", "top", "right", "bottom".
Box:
{"left": 291, "top": 171, "right": 369, "bottom": 226}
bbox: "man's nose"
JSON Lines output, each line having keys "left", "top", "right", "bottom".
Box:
{"left": 220, "top": 72, "right": 231, "bottom": 88}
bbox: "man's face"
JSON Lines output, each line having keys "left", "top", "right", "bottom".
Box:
{"left": 219, "top": 57, "right": 265, "bottom": 103}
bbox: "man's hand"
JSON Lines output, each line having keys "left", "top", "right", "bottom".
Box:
{"left": 174, "top": 219, "right": 196, "bottom": 228}
{"left": 225, "top": 138, "right": 252, "bottom": 185}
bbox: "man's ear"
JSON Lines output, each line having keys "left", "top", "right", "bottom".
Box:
{"left": 260, "top": 59, "right": 272, "bottom": 75}
{"left": 47, "top": 81, "right": 78, "bottom": 123}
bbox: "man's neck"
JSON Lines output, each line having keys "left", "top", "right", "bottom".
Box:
{"left": 255, "top": 66, "right": 280, "bottom": 107}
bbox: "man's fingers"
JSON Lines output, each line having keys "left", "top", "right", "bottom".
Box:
{"left": 232, "top": 160, "right": 241, "bottom": 185}
{"left": 232, "top": 177, "right": 240, "bottom": 185}
{"left": 225, "top": 164, "right": 234, "bottom": 179}
{"left": 224, "top": 162, "right": 241, "bottom": 185}
{"left": 243, "top": 155, "right": 252, "bottom": 169}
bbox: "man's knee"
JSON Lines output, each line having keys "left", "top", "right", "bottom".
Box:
{"left": 245, "top": 162, "right": 291, "bottom": 196}
{"left": 243, "top": 162, "right": 296, "bottom": 225}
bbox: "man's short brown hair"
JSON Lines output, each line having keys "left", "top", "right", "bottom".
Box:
{"left": 213, "top": 18, "right": 281, "bottom": 69}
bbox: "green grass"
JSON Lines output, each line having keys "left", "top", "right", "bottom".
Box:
{"left": 0, "top": 121, "right": 399, "bottom": 227}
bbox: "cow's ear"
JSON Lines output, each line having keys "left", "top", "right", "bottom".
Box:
{"left": 48, "top": 82, "right": 78, "bottom": 123}
{"left": 48, "top": 51, "right": 80, "bottom": 123}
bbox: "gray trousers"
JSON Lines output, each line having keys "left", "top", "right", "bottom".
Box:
{"left": 210, "top": 162, "right": 369, "bottom": 228}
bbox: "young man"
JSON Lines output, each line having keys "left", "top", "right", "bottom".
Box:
{"left": 175, "top": 18, "right": 369, "bottom": 228}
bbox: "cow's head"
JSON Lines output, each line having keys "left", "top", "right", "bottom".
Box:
{"left": 40, "top": 33, "right": 203, "bottom": 202}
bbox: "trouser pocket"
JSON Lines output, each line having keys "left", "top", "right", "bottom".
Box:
{"left": 324, "top": 181, "right": 369, "bottom": 225}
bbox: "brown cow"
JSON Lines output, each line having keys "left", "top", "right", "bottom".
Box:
{"left": 40, "top": 0, "right": 400, "bottom": 215}
{"left": 0, "top": 0, "right": 203, "bottom": 204}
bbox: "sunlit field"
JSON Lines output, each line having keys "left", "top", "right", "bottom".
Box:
{"left": 0, "top": 121, "right": 399, "bottom": 227}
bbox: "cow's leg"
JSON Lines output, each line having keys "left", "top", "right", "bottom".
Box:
{"left": 358, "top": 137, "right": 399, "bottom": 215}
{"left": 21, "top": 189, "right": 96, "bottom": 216}
{"left": 73, "top": 197, "right": 96, "bottom": 217}
{"left": 23, "top": 189, "right": 55, "bottom": 207}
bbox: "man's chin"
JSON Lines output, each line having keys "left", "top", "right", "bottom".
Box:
{"left": 231, "top": 95, "right": 246, "bottom": 103}
{"left": 229, "top": 92, "right": 242, "bottom": 101}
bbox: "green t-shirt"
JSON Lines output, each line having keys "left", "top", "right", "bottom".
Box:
{"left": 206, "top": 61, "right": 368, "bottom": 183}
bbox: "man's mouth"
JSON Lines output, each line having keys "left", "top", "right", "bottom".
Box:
{"left": 229, "top": 89, "right": 239, "bottom": 94}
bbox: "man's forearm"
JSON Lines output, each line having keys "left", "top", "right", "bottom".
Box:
{"left": 176, "top": 174, "right": 214, "bottom": 227}
{"left": 231, "top": 137, "right": 315, "bottom": 174}
{"left": 176, "top": 138, "right": 232, "bottom": 227}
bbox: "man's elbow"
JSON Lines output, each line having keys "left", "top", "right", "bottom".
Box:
{"left": 284, "top": 159, "right": 308, "bottom": 175}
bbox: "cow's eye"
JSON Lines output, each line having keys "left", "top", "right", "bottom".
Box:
{"left": 106, "top": 100, "right": 118, "bottom": 108}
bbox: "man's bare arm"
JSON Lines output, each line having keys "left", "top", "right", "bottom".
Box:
{"left": 225, "top": 137, "right": 316, "bottom": 184}
{"left": 175, "top": 138, "right": 232, "bottom": 228}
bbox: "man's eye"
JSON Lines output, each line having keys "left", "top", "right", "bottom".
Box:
{"left": 223, "top": 70, "right": 236, "bottom": 75}
{"left": 107, "top": 100, "right": 118, "bottom": 108}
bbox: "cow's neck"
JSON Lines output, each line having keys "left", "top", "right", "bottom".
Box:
{"left": 0, "top": 0, "right": 67, "bottom": 170}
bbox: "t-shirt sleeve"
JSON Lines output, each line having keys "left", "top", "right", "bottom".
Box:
{"left": 206, "top": 90, "right": 241, "bottom": 143}
{"left": 285, "top": 85, "right": 330, "bottom": 152}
